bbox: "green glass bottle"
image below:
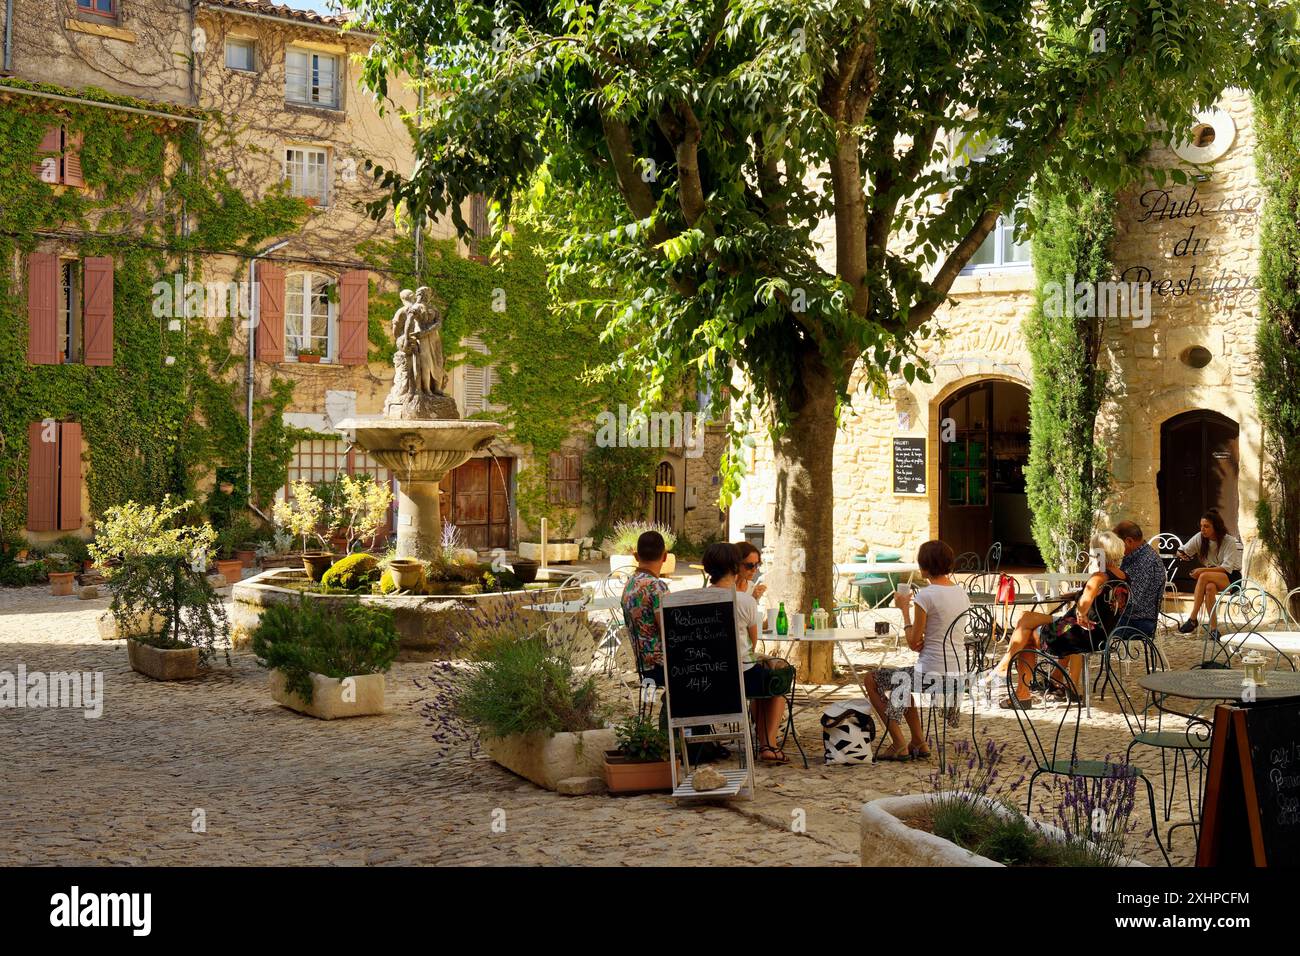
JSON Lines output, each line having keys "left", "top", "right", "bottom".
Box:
{"left": 810, "top": 598, "right": 820, "bottom": 631}
{"left": 776, "top": 602, "right": 789, "bottom": 636}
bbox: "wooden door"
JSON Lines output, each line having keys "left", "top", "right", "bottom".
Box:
{"left": 654, "top": 460, "right": 676, "bottom": 531}
{"left": 440, "top": 457, "right": 512, "bottom": 551}
{"left": 939, "top": 383, "right": 993, "bottom": 557}
{"left": 1159, "top": 411, "right": 1239, "bottom": 589}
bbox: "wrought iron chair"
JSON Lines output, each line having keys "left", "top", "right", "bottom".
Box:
{"left": 746, "top": 657, "right": 808, "bottom": 768}
{"left": 918, "top": 605, "right": 997, "bottom": 771}
{"left": 953, "top": 551, "right": 983, "bottom": 575}
{"left": 1150, "top": 532, "right": 1184, "bottom": 632}
{"left": 1285, "top": 587, "right": 1300, "bottom": 626}
{"left": 1205, "top": 587, "right": 1299, "bottom": 671}
{"left": 1006, "top": 646, "right": 1170, "bottom": 866}
{"left": 831, "top": 563, "right": 864, "bottom": 628}
{"left": 985, "top": 541, "right": 1004, "bottom": 575}
{"left": 1108, "top": 633, "right": 1214, "bottom": 850}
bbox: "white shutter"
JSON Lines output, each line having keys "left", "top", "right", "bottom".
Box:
{"left": 463, "top": 364, "right": 486, "bottom": 415}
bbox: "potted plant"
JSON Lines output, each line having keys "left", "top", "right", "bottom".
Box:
{"left": 46, "top": 554, "right": 77, "bottom": 596}
{"left": 608, "top": 520, "right": 677, "bottom": 575}
{"left": 271, "top": 480, "right": 340, "bottom": 581}
{"left": 296, "top": 346, "right": 323, "bottom": 364}
{"left": 252, "top": 597, "right": 399, "bottom": 719}
{"left": 449, "top": 613, "right": 614, "bottom": 791}
{"left": 603, "top": 713, "right": 673, "bottom": 793}
{"left": 385, "top": 557, "right": 426, "bottom": 591}
{"left": 111, "top": 553, "right": 231, "bottom": 681}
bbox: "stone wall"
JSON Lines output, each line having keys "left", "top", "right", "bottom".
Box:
{"left": 732, "top": 89, "right": 1276, "bottom": 584}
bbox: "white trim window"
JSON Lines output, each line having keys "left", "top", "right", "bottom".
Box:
{"left": 461, "top": 334, "right": 504, "bottom": 414}
{"left": 225, "top": 37, "right": 256, "bottom": 72}
{"left": 285, "top": 48, "right": 340, "bottom": 109}
{"left": 963, "top": 206, "right": 1031, "bottom": 272}
{"left": 285, "top": 272, "right": 335, "bottom": 361}
{"left": 285, "top": 146, "right": 329, "bottom": 206}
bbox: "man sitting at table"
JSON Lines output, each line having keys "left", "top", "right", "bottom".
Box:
{"left": 1113, "top": 520, "right": 1164, "bottom": 638}
{"left": 621, "top": 530, "right": 670, "bottom": 687}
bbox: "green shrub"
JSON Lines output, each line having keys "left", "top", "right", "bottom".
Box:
{"left": 458, "top": 632, "right": 603, "bottom": 738}
{"left": 321, "top": 553, "right": 380, "bottom": 591}
{"left": 610, "top": 520, "right": 676, "bottom": 555}
{"left": 0, "top": 559, "right": 48, "bottom": 587}
{"left": 376, "top": 568, "right": 398, "bottom": 594}
{"left": 252, "top": 597, "right": 400, "bottom": 701}
{"left": 614, "top": 713, "right": 669, "bottom": 762}
{"left": 110, "top": 554, "right": 230, "bottom": 664}
{"left": 51, "top": 535, "right": 91, "bottom": 566}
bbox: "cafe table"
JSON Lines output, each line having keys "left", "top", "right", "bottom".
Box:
{"left": 1139, "top": 668, "right": 1300, "bottom": 705}
{"left": 763, "top": 626, "right": 893, "bottom": 710}
{"left": 1026, "top": 571, "right": 1094, "bottom": 596}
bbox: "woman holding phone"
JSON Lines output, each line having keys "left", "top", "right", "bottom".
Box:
{"left": 1175, "top": 510, "right": 1242, "bottom": 639}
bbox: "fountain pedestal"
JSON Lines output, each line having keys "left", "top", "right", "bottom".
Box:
{"left": 334, "top": 418, "right": 503, "bottom": 561}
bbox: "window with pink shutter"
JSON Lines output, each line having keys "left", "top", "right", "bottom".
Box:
{"left": 27, "top": 253, "right": 60, "bottom": 365}
{"left": 336, "top": 270, "right": 369, "bottom": 365}
{"left": 32, "top": 125, "right": 86, "bottom": 187}
{"left": 257, "top": 263, "right": 286, "bottom": 362}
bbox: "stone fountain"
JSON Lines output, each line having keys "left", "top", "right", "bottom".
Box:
{"left": 334, "top": 287, "right": 502, "bottom": 560}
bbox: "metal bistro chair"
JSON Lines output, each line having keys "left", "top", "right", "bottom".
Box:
{"left": 1150, "top": 532, "right": 1184, "bottom": 632}
{"left": 746, "top": 658, "right": 808, "bottom": 769}
{"left": 1107, "top": 631, "right": 1214, "bottom": 850}
{"left": 919, "top": 605, "right": 996, "bottom": 772}
{"left": 1206, "top": 587, "right": 1300, "bottom": 672}
{"left": 1006, "top": 646, "right": 1171, "bottom": 866}
{"left": 985, "top": 542, "right": 1004, "bottom": 575}
{"left": 831, "top": 563, "right": 865, "bottom": 628}
{"left": 953, "top": 551, "right": 983, "bottom": 575}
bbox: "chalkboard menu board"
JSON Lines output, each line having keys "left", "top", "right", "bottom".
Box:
{"left": 659, "top": 589, "right": 745, "bottom": 724}
{"left": 892, "top": 437, "right": 927, "bottom": 495}
{"left": 1197, "top": 701, "right": 1300, "bottom": 866}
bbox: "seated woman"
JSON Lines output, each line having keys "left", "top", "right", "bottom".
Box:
{"left": 735, "top": 541, "right": 767, "bottom": 601}
{"left": 701, "top": 542, "right": 793, "bottom": 764}
{"left": 993, "top": 531, "right": 1128, "bottom": 709}
{"left": 864, "top": 540, "right": 970, "bottom": 761}
{"left": 1175, "top": 509, "right": 1242, "bottom": 639}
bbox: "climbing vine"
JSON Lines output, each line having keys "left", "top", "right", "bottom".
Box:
{"left": 0, "top": 78, "right": 309, "bottom": 538}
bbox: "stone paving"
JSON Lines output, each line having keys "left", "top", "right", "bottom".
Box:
{"left": 1, "top": 581, "right": 1204, "bottom": 866}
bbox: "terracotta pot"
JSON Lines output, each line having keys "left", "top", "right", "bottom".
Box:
{"left": 17, "top": 549, "right": 29, "bottom": 562}
{"left": 234, "top": 548, "right": 258, "bottom": 569}
{"left": 511, "top": 558, "right": 540, "bottom": 584}
{"left": 387, "top": 558, "right": 424, "bottom": 590}
{"left": 297, "top": 353, "right": 322, "bottom": 364}
{"left": 603, "top": 751, "right": 673, "bottom": 793}
{"left": 302, "top": 551, "right": 335, "bottom": 582}
{"left": 215, "top": 558, "right": 245, "bottom": 583}
{"left": 49, "top": 571, "right": 76, "bottom": 596}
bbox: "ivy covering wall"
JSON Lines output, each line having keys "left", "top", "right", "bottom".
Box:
{"left": 0, "top": 79, "right": 308, "bottom": 539}
{"left": 1254, "top": 91, "right": 1300, "bottom": 602}
{"left": 1023, "top": 176, "right": 1116, "bottom": 567}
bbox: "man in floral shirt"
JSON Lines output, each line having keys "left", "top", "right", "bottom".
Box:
{"left": 621, "top": 531, "right": 670, "bottom": 685}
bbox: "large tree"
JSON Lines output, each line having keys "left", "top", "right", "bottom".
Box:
{"left": 344, "top": 0, "right": 1296, "bottom": 678}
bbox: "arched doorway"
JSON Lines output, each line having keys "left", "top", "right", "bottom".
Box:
{"left": 1158, "top": 410, "right": 1239, "bottom": 541}
{"left": 654, "top": 460, "right": 677, "bottom": 531}
{"left": 938, "top": 380, "right": 1039, "bottom": 565}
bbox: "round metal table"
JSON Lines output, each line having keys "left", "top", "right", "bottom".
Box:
{"left": 1139, "top": 669, "right": 1300, "bottom": 702}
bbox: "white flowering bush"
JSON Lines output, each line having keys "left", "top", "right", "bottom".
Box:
{"left": 89, "top": 496, "right": 217, "bottom": 575}
{"left": 271, "top": 480, "right": 334, "bottom": 552}
{"left": 271, "top": 476, "right": 392, "bottom": 553}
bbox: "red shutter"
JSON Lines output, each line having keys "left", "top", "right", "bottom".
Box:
{"left": 336, "top": 269, "right": 369, "bottom": 365}
{"left": 58, "top": 422, "right": 83, "bottom": 531}
{"left": 27, "top": 252, "right": 60, "bottom": 365}
{"left": 257, "top": 263, "right": 285, "bottom": 363}
{"left": 26, "top": 421, "right": 58, "bottom": 532}
{"left": 82, "top": 257, "right": 114, "bottom": 366}
{"left": 62, "top": 129, "right": 85, "bottom": 188}
{"left": 32, "top": 125, "right": 62, "bottom": 183}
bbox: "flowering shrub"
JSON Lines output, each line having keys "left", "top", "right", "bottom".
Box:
{"left": 89, "top": 496, "right": 216, "bottom": 575}
{"left": 271, "top": 476, "right": 392, "bottom": 553}
{"left": 271, "top": 480, "right": 334, "bottom": 552}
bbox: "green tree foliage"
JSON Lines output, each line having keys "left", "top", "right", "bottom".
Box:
{"left": 1024, "top": 179, "right": 1116, "bottom": 568}
{"left": 1254, "top": 91, "right": 1300, "bottom": 602}
{"left": 343, "top": 0, "right": 1299, "bottom": 641}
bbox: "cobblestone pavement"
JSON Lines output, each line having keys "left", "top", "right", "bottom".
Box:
{"left": 1, "top": 584, "right": 1204, "bottom": 866}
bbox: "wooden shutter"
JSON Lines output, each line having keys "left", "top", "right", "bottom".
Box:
{"left": 26, "top": 421, "right": 58, "bottom": 532}
{"left": 62, "top": 129, "right": 85, "bottom": 187}
{"left": 256, "top": 263, "right": 285, "bottom": 362}
{"left": 336, "top": 270, "right": 369, "bottom": 365}
{"left": 32, "top": 126, "right": 62, "bottom": 183}
{"left": 27, "top": 252, "right": 60, "bottom": 365}
{"left": 463, "top": 364, "right": 486, "bottom": 414}
{"left": 82, "top": 256, "right": 114, "bottom": 366}
{"left": 58, "top": 422, "right": 83, "bottom": 530}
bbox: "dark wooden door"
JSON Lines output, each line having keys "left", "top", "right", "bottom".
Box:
{"left": 654, "top": 460, "right": 676, "bottom": 531}
{"left": 440, "top": 457, "right": 513, "bottom": 551}
{"left": 1158, "top": 411, "right": 1239, "bottom": 541}
{"left": 939, "top": 383, "right": 993, "bottom": 558}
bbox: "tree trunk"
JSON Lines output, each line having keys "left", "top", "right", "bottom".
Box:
{"left": 762, "top": 350, "right": 839, "bottom": 684}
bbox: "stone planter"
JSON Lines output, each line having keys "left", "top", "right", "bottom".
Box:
{"left": 127, "top": 638, "right": 201, "bottom": 681}
{"left": 483, "top": 729, "right": 617, "bottom": 791}
{"left": 268, "top": 669, "right": 386, "bottom": 720}
{"left": 603, "top": 751, "right": 673, "bottom": 793}
{"left": 48, "top": 571, "right": 76, "bottom": 596}
{"left": 518, "top": 541, "right": 581, "bottom": 563}
{"left": 215, "top": 558, "right": 245, "bottom": 584}
{"left": 859, "top": 793, "right": 1149, "bottom": 867}
{"left": 97, "top": 610, "right": 166, "bottom": 641}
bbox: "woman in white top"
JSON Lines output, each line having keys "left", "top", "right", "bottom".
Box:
{"left": 1176, "top": 509, "right": 1243, "bottom": 637}
{"left": 702, "top": 542, "right": 791, "bottom": 763}
{"left": 864, "top": 540, "right": 971, "bottom": 761}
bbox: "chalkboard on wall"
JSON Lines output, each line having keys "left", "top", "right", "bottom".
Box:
{"left": 893, "top": 436, "right": 927, "bottom": 496}
{"left": 659, "top": 589, "right": 745, "bottom": 725}
{"left": 1197, "top": 700, "right": 1300, "bottom": 866}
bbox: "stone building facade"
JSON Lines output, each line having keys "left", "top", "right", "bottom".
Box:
{"left": 731, "top": 89, "right": 1271, "bottom": 582}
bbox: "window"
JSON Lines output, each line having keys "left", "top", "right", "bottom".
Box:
{"left": 547, "top": 451, "right": 582, "bottom": 506}
{"left": 285, "top": 48, "right": 340, "bottom": 109}
{"left": 285, "top": 147, "right": 329, "bottom": 206}
{"left": 59, "top": 261, "right": 82, "bottom": 363}
{"left": 75, "top": 0, "right": 115, "bottom": 17}
{"left": 285, "top": 272, "right": 335, "bottom": 361}
{"left": 461, "top": 334, "right": 503, "bottom": 414}
{"left": 33, "top": 125, "right": 84, "bottom": 188}
{"left": 963, "top": 206, "right": 1031, "bottom": 272}
{"left": 225, "top": 38, "right": 256, "bottom": 72}
{"left": 283, "top": 439, "right": 394, "bottom": 535}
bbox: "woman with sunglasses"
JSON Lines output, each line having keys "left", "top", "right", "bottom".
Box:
{"left": 735, "top": 541, "right": 767, "bottom": 601}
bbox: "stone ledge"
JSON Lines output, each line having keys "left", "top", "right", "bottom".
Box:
{"left": 65, "top": 18, "right": 137, "bottom": 43}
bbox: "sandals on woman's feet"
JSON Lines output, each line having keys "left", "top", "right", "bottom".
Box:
{"left": 874, "top": 745, "right": 911, "bottom": 762}
{"left": 908, "top": 745, "right": 931, "bottom": 760}
{"left": 758, "top": 745, "right": 788, "bottom": 764}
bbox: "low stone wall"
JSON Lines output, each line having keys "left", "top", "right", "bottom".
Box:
{"left": 231, "top": 568, "right": 583, "bottom": 660}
